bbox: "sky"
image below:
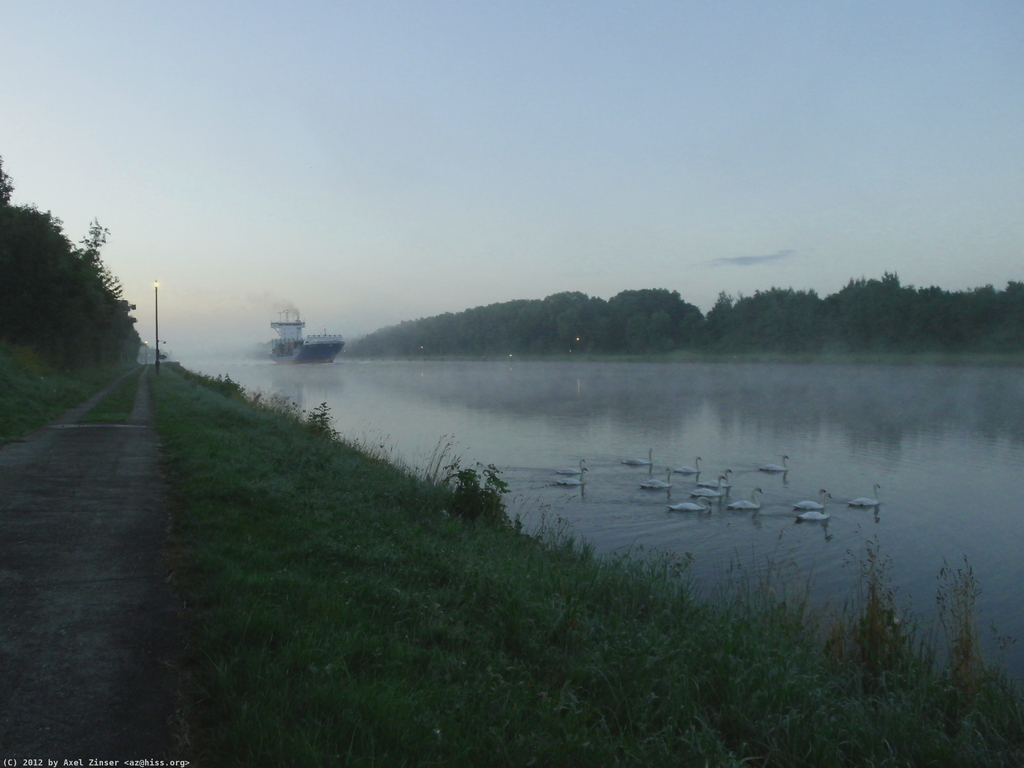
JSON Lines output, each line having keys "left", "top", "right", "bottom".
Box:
{"left": 2, "top": 1, "right": 1022, "bottom": 356}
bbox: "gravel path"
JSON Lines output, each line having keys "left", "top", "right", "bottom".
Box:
{"left": 0, "top": 367, "right": 182, "bottom": 762}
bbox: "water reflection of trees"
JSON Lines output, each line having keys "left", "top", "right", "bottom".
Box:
{"left": 353, "top": 361, "right": 1024, "bottom": 448}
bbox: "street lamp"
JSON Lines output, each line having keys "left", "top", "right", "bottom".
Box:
{"left": 154, "top": 281, "right": 160, "bottom": 375}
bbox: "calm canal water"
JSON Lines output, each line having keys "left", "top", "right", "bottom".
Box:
{"left": 183, "top": 357, "right": 1024, "bottom": 680}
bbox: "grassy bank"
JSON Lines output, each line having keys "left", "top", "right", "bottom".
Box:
{"left": 152, "top": 365, "right": 1024, "bottom": 766}
{"left": 0, "top": 342, "right": 137, "bottom": 442}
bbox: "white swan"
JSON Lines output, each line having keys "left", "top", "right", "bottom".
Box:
{"left": 622, "top": 448, "right": 653, "bottom": 467}
{"left": 668, "top": 497, "right": 712, "bottom": 512}
{"left": 759, "top": 455, "right": 789, "bottom": 473}
{"left": 556, "top": 459, "right": 586, "bottom": 476}
{"left": 690, "top": 475, "right": 728, "bottom": 498}
{"left": 726, "top": 487, "right": 762, "bottom": 510}
{"left": 848, "top": 484, "right": 881, "bottom": 507}
{"left": 673, "top": 457, "right": 702, "bottom": 475}
{"left": 697, "top": 468, "right": 732, "bottom": 488}
{"left": 640, "top": 468, "right": 673, "bottom": 490}
{"left": 555, "top": 467, "right": 588, "bottom": 486}
{"left": 793, "top": 489, "right": 830, "bottom": 511}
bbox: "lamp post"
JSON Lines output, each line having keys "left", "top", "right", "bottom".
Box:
{"left": 154, "top": 281, "right": 160, "bottom": 375}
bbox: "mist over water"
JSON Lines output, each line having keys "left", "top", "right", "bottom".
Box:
{"left": 185, "top": 357, "right": 1024, "bottom": 679}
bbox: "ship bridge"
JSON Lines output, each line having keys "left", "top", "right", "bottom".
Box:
{"left": 271, "top": 312, "right": 305, "bottom": 342}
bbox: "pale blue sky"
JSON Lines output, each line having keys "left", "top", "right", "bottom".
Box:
{"left": 2, "top": 1, "right": 1022, "bottom": 354}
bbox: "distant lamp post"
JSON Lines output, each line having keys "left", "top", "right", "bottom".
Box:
{"left": 154, "top": 281, "right": 160, "bottom": 375}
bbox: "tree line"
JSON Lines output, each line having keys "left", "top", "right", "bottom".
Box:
{"left": 349, "top": 275, "right": 1024, "bottom": 357}
{"left": 0, "top": 156, "right": 140, "bottom": 367}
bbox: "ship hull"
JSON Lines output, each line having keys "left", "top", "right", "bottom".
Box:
{"left": 271, "top": 340, "right": 344, "bottom": 364}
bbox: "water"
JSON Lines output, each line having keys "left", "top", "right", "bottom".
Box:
{"left": 183, "top": 357, "right": 1024, "bottom": 679}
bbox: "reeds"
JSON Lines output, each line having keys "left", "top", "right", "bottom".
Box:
{"left": 938, "top": 556, "right": 984, "bottom": 702}
{"left": 824, "top": 537, "right": 916, "bottom": 677}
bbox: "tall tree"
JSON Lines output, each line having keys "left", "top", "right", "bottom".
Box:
{"left": 0, "top": 155, "right": 13, "bottom": 206}
{"left": 0, "top": 158, "right": 139, "bottom": 366}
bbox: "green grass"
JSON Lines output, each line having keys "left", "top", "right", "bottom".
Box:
{"left": 0, "top": 342, "right": 137, "bottom": 442}
{"left": 80, "top": 367, "right": 142, "bottom": 422}
{"left": 151, "top": 364, "right": 1024, "bottom": 766}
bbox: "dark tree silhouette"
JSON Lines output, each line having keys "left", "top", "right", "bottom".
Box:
{"left": 0, "top": 155, "right": 139, "bottom": 367}
{"left": 349, "top": 273, "right": 1024, "bottom": 357}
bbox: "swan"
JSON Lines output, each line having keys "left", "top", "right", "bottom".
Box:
{"left": 640, "top": 468, "right": 673, "bottom": 490}
{"left": 690, "top": 476, "right": 728, "bottom": 498}
{"left": 793, "top": 489, "right": 830, "bottom": 511}
{"left": 726, "top": 487, "right": 763, "bottom": 510}
{"left": 555, "top": 467, "right": 588, "bottom": 486}
{"left": 796, "top": 509, "right": 830, "bottom": 521}
{"left": 673, "top": 457, "right": 702, "bottom": 475}
{"left": 622, "top": 448, "right": 653, "bottom": 467}
{"left": 759, "top": 455, "right": 789, "bottom": 473}
{"left": 556, "top": 459, "right": 586, "bottom": 476}
{"left": 697, "top": 468, "right": 732, "bottom": 488}
{"left": 668, "top": 497, "right": 713, "bottom": 512}
{"left": 848, "top": 484, "right": 881, "bottom": 507}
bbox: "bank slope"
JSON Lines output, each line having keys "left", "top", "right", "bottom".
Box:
{"left": 152, "top": 366, "right": 1024, "bottom": 767}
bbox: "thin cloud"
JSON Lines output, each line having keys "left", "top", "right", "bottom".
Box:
{"left": 711, "top": 250, "right": 795, "bottom": 267}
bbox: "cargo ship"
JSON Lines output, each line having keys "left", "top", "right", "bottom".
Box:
{"left": 270, "top": 313, "right": 344, "bottom": 364}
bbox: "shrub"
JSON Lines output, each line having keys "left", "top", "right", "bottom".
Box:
{"left": 304, "top": 402, "right": 340, "bottom": 440}
{"left": 443, "top": 459, "right": 509, "bottom": 525}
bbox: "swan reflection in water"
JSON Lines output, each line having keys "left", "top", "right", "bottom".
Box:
{"left": 794, "top": 513, "right": 833, "bottom": 542}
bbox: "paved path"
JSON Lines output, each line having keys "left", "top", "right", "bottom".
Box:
{"left": 0, "top": 367, "right": 181, "bottom": 761}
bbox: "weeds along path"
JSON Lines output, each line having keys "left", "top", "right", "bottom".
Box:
{"left": 0, "top": 366, "right": 181, "bottom": 759}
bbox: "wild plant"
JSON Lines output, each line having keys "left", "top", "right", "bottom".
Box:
{"left": 420, "top": 433, "right": 458, "bottom": 484}
{"left": 825, "top": 537, "right": 912, "bottom": 676}
{"left": 304, "top": 402, "right": 339, "bottom": 441}
{"left": 937, "top": 556, "right": 983, "bottom": 702}
{"left": 443, "top": 459, "right": 510, "bottom": 525}
{"left": 246, "top": 388, "right": 301, "bottom": 418}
